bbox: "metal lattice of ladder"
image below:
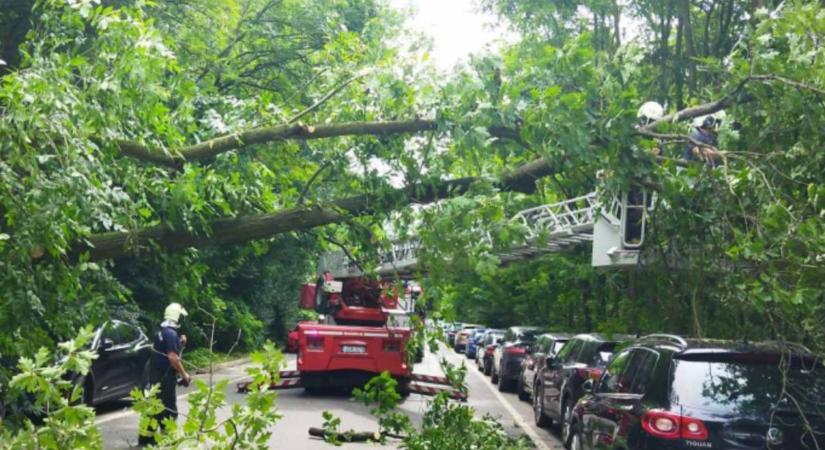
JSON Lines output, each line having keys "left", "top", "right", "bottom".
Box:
{"left": 497, "top": 192, "right": 607, "bottom": 261}
{"left": 323, "top": 189, "right": 646, "bottom": 277}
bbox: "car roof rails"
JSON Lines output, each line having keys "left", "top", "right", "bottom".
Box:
{"left": 636, "top": 334, "right": 688, "bottom": 347}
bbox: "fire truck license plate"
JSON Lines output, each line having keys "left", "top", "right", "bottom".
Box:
{"left": 341, "top": 345, "right": 366, "bottom": 354}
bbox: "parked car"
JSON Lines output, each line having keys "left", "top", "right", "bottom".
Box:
{"left": 446, "top": 323, "right": 461, "bottom": 346}
{"left": 71, "top": 320, "right": 153, "bottom": 406}
{"left": 465, "top": 328, "right": 487, "bottom": 359}
{"left": 477, "top": 329, "right": 505, "bottom": 375}
{"left": 491, "top": 326, "right": 546, "bottom": 392}
{"left": 533, "top": 333, "right": 631, "bottom": 441}
{"left": 517, "top": 332, "right": 571, "bottom": 402}
{"left": 454, "top": 324, "right": 483, "bottom": 353}
{"left": 567, "top": 335, "right": 825, "bottom": 450}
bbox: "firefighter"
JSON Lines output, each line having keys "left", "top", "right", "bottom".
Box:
{"left": 138, "top": 302, "right": 191, "bottom": 446}
{"left": 684, "top": 114, "right": 723, "bottom": 166}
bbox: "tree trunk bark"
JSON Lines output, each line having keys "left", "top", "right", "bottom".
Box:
{"left": 681, "top": 0, "right": 697, "bottom": 98}
{"left": 114, "top": 120, "right": 523, "bottom": 168}
{"left": 71, "top": 158, "right": 558, "bottom": 261}
{"left": 674, "top": 6, "right": 686, "bottom": 109}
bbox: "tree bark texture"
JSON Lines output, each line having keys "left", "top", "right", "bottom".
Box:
{"left": 115, "top": 120, "right": 523, "bottom": 168}
{"left": 72, "top": 158, "right": 557, "bottom": 261}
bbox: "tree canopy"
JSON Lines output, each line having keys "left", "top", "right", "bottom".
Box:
{"left": 0, "top": 0, "right": 824, "bottom": 407}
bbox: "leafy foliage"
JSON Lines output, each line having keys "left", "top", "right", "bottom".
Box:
{"left": 417, "top": 0, "right": 825, "bottom": 352}
{"left": 132, "top": 341, "right": 284, "bottom": 449}
{"left": 322, "top": 363, "right": 531, "bottom": 449}
{"left": 0, "top": 328, "right": 101, "bottom": 449}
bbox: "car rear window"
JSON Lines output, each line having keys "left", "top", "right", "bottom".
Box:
{"left": 671, "top": 354, "right": 825, "bottom": 416}
{"left": 519, "top": 329, "right": 543, "bottom": 342}
{"left": 581, "top": 341, "right": 619, "bottom": 367}
{"left": 552, "top": 340, "right": 568, "bottom": 355}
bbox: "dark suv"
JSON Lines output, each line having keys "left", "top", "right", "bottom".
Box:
{"left": 72, "top": 320, "right": 153, "bottom": 405}
{"left": 533, "top": 333, "right": 631, "bottom": 442}
{"left": 567, "top": 335, "right": 825, "bottom": 450}
{"left": 492, "top": 326, "right": 546, "bottom": 392}
{"left": 517, "top": 333, "right": 571, "bottom": 402}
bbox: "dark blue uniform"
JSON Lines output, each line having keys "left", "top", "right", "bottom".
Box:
{"left": 139, "top": 326, "right": 182, "bottom": 445}
{"left": 151, "top": 327, "right": 181, "bottom": 376}
{"left": 683, "top": 128, "right": 718, "bottom": 167}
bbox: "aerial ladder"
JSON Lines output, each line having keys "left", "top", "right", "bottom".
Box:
{"left": 322, "top": 187, "right": 654, "bottom": 277}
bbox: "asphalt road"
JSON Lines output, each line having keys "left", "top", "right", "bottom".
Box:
{"left": 96, "top": 346, "right": 566, "bottom": 449}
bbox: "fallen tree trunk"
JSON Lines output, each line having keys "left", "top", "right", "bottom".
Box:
{"left": 71, "top": 158, "right": 556, "bottom": 261}
{"left": 115, "top": 119, "right": 522, "bottom": 168}
{"left": 308, "top": 427, "right": 389, "bottom": 443}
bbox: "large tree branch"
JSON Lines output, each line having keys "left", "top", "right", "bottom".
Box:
{"left": 113, "top": 120, "right": 523, "bottom": 168}
{"left": 71, "top": 158, "right": 556, "bottom": 261}
{"left": 638, "top": 79, "right": 750, "bottom": 133}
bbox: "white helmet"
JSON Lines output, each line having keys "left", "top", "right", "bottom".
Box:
{"left": 637, "top": 101, "right": 664, "bottom": 125}
{"left": 164, "top": 303, "right": 188, "bottom": 322}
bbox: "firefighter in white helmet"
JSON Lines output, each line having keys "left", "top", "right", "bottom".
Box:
{"left": 138, "top": 302, "right": 191, "bottom": 446}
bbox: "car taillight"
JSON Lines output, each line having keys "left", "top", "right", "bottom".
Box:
{"left": 641, "top": 410, "right": 708, "bottom": 440}
{"left": 505, "top": 346, "right": 526, "bottom": 356}
{"left": 486, "top": 345, "right": 495, "bottom": 354}
{"left": 575, "top": 368, "right": 603, "bottom": 380}
{"left": 383, "top": 339, "right": 402, "bottom": 352}
{"left": 306, "top": 333, "right": 325, "bottom": 351}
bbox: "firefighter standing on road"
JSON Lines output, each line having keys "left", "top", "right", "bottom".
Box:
{"left": 138, "top": 302, "right": 192, "bottom": 446}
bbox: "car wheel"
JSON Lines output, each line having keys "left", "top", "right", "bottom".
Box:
{"left": 561, "top": 401, "right": 574, "bottom": 446}
{"left": 533, "top": 383, "right": 551, "bottom": 428}
{"left": 517, "top": 375, "right": 529, "bottom": 401}
{"left": 497, "top": 370, "right": 508, "bottom": 392}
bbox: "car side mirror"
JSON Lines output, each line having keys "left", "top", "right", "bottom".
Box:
{"left": 100, "top": 338, "right": 114, "bottom": 351}
{"left": 546, "top": 355, "right": 560, "bottom": 368}
{"left": 582, "top": 378, "right": 595, "bottom": 394}
{"left": 496, "top": 338, "right": 504, "bottom": 345}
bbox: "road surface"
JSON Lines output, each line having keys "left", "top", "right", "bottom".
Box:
{"left": 97, "top": 346, "right": 566, "bottom": 449}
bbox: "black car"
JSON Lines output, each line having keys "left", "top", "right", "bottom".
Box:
{"left": 568, "top": 335, "right": 825, "bottom": 450}
{"left": 73, "top": 320, "right": 153, "bottom": 406}
{"left": 517, "top": 333, "right": 571, "bottom": 402}
{"left": 492, "top": 326, "right": 546, "bottom": 392}
{"left": 533, "top": 333, "right": 631, "bottom": 442}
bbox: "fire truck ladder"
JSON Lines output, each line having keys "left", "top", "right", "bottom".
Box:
{"left": 322, "top": 189, "right": 651, "bottom": 277}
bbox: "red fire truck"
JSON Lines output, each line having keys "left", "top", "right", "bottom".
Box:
{"left": 296, "top": 274, "right": 411, "bottom": 390}
{"left": 238, "top": 273, "right": 464, "bottom": 399}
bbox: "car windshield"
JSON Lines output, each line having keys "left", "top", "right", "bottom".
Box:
{"left": 671, "top": 355, "right": 825, "bottom": 416}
